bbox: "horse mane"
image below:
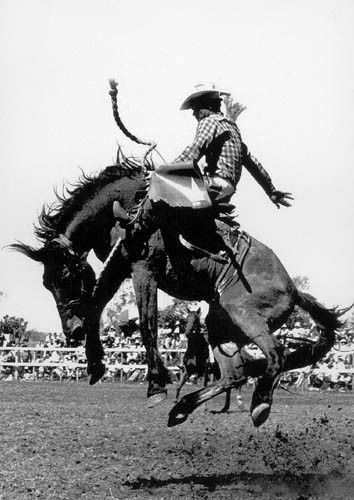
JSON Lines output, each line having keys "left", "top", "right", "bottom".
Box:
{"left": 35, "top": 153, "right": 153, "bottom": 242}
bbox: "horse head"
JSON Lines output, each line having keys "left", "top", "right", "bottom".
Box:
{"left": 10, "top": 235, "right": 96, "bottom": 343}
{"left": 184, "top": 307, "right": 202, "bottom": 339}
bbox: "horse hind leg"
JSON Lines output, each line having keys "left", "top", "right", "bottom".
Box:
{"left": 244, "top": 327, "right": 284, "bottom": 427}
{"left": 236, "top": 388, "right": 245, "bottom": 411}
{"left": 220, "top": 303, "right": 284, "bottom": 426}
{"left": 220, "top": 302, "right": 284, "bottom": 379}
{"left": 250, "top": 372, "right": 281, "bottom": 427}
{"left": 219, "top": 388, "right": 232, "bottom": 413}
{"left": 175, "top": 369, "right": 190, "bottom": 402}
{"left": 219, "top": 387, "right": 244, "bottom": 413}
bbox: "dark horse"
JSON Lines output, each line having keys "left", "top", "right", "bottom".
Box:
{"left": 175, "top": 307, "right": 211, "bottom": 402}
{"left": 11, "top": 158, "right": 172, "bottom": 402}
{"left": 11, "top": 155, "right": 347, "bottom": 426}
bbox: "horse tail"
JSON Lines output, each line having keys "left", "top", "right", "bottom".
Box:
{"left": 296, "top": 291, "right": 346, "bottom": 334}
{"left": 283, "top": 291, "right": 352, "bottom": 371}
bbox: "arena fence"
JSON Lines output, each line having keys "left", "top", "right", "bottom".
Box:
{"left": 0, "top": 347, "right": 353, "bottom": 388}
{"left": 0, "top": 347, "right": 185, "bottom": 382}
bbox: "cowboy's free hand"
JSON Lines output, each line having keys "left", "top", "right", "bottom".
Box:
{"left": 270, "top": 190, "right": 294, "bottom": 208}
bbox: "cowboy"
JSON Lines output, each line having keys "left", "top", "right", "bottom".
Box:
{"left": 175, "top": 82, "right": 293, "bottom": 209}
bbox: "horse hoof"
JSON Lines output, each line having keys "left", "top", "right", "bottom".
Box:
{"left": 88, "top": 363, "right": 106, "bottom": 385}
{"left": 167, "top": 408, "right": 189, "bottom": 427}
{"left": 168, "top": 397, "right": 194, "bottom": 427}
{"left": 251, "top": 403, "right": 271, "bottom": 427}
{"left": 219, "top": 408, "right": 230, "bottom": 414}
{"left": 147, "top": 392, "right": 167, "bottom": 408}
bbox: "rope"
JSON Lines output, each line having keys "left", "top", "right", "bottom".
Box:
{"left": 108, "top": 79, "right": 166, "bottom": 168}
{"left": 91, "top": 233, "right": 124, "bottom": 300}
{"left": 109, "top": 79, "right": 153, "bottom": 146}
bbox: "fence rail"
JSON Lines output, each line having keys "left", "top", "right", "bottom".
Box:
{"left": 0, "top": 347, "right": 185, "bottom": 382}
{"left": 0, "top": 347, "right": 353, "bottom": 385}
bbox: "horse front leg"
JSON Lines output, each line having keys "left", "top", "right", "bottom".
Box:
{"left": 84, "top": 304, "right": 106, "bottom": 385}
{"left": 175, "top": 369, "right": 189, "bottom": 403}
{"left": 132, "top": 266, "right": 171, "bottom": 405}
{"left": 84, "top": 251, "right": 129, "bottom": 385}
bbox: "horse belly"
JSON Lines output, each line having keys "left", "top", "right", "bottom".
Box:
{"left": 158, "top": 261, "right": 215, "bottom": 302}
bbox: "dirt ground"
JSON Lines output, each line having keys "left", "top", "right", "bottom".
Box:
{"left": 0, "top": 381, "right": 353, "bottom": 500}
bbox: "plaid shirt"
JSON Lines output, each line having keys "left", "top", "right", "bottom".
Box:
{"left": 175, "top": 112, "right": 243, "bottom": 186}
{"left": 175, "top": 112, "right": 276, "bottom": 195}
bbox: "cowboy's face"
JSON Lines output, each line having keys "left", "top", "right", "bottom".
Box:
{"left": 192, "top": 106, "right": 209, "bottom": 122}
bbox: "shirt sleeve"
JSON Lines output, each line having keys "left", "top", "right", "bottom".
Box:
{"left": 242, "top": 143, "right": 276, "bottom": 197}
{"left": 174, "top": 117, "right": 217, "bottom": 162}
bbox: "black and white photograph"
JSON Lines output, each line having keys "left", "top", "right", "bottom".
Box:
{"left": 0, "top": 1, "right": 353, "bottom": 499}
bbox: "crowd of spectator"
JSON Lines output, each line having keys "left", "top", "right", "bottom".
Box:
{"left": 0, "top": 315, "right": 28, "bottom": 347}
{"left": 277, "top": 322, "right": 354, "bottom": 391}
{"left": 0, "top": 316, "right": 353, "bottom": 389}
{"left": 0, "top": 326, "right": 186, "bottom": 383}
{"left": 0, "top": 330, "right": 87, "bottom": 381}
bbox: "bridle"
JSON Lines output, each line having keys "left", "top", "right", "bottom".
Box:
{"left": 48, "top": 236, "right": 94, "bottom": 318}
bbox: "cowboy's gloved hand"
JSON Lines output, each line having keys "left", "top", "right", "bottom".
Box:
{"left": 270, "top": 190, "right": 294, "bottom": 209}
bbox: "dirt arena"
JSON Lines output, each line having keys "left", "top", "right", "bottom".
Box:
{"left": 0, "top": 381, "right": 353, "bottom": 500}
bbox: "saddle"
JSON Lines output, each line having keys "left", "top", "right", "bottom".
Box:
{"left": 112, "top": 161, "right": 240, "bottom": 265}
{"left": 148, "top": 161, "right": 211, "bottom": 209}
{"left": 148, "top": 162, "right": 239, "bottom": 263}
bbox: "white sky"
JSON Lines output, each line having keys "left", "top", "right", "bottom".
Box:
{"left": 0, "top": 0, "right": 353, "bottom": 331}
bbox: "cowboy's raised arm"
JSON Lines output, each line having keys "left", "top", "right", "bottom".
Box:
{"left": 242, "top": 143, "right": 293, "bottom": 208}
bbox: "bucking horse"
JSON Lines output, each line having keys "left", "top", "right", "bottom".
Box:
{"left": 11, "top": 80, "right": 349, "bottom": 427}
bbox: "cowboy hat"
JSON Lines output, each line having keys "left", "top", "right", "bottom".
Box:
{"left": 180, "top": 82, "right": 230, "bottom": 110}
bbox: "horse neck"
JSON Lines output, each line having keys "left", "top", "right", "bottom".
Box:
{"left": 63, "top": 176, "right": 146, "bottom": 253}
